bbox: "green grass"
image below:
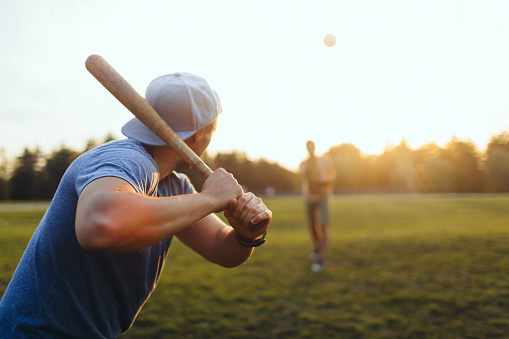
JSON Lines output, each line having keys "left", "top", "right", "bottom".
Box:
{"left": 0, "top": 206, "right": 45, "bottom": 292}
{"left": 1, "top": 195, "right": 508, "bottom": 338}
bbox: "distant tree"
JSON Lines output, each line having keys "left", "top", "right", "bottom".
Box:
{"left": 423, "top": 157, "right": 456, "bottom": 192}
{"left": 443, "top": 137, "right": 484, "bottom": 192}
{"left": 103, "top": 133, "right": 117, "bottom": 144}
{"left": 83, "top": 133, "right": 118, "bottom": 153}
{"left": 0, "top": 148, "right": 8, "bottom": 199}
{"left": 212, "top": 152, "right": 263, "bottom": 193}
{"left": 389, "top": 141, "right": 418, "bottom": 192}
{"left": 39, "top": 147, "right": 79, "bottom": 198}
{"left": 328, "top": 143, "right": 365, "bottom": 192}
{"left": 414, "top": 143, "right": 455, "bottom": 192}
{"left": 9, "top": 148, "right": 44, "bottom": 200}
{"left": 362, "top": 155, "right": 380, "bottom": 190}
{"left": 251, "top": 158, "right": 296, "bottom": 194}
{"left": 362, "top": 140, "right": 418, "bottom": 192}
{"left": 414, "top": 142, "right": 439, "bottom": 191}
{"left": 84, "top": 139, "right": 99, "bottom": 152}
{"left": 484, "top": 132, "right": 509, "bottom": 192}
{"left": 364, "top": 143, "right": 404, "bottom": 190}
{"left": 212, "top": 151, "right": 247, "bottom": 182}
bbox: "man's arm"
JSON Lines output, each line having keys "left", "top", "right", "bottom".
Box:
{"left": 75, "top": 168, "right": 243, "bottom": 252}
{"left": 298, "top": 161, "right": 306, "bottom": 179}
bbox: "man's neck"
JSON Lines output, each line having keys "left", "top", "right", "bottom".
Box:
{"left": 150, "top": 146, "right": 181, "bottom": 179}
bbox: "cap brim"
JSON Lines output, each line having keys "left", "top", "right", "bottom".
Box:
{"left": 121, "top": 118, "right": 196, "bottom": 146}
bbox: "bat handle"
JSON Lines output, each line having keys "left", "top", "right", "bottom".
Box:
{"left": 192, "top": 158, "right": 213, "bottom": 179}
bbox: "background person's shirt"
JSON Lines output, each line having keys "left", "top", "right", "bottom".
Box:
{"left": 300, "top": 154, "right": 335, "bottom": 203}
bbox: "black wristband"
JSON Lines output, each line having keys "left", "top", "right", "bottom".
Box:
{"left": 235, "top": 231, "right": 267, "bottom": 248}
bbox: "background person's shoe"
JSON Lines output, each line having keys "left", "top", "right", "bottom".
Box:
{"left": 311, "top": 261, "right": 324, "bottom": 272}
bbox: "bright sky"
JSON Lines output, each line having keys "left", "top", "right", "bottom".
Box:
{"left": 1, "top": 0, "right": 509, "bottom": 171}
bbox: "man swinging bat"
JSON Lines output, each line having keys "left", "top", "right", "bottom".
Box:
{"left": 0, "top": 57, "right": 272, "bottom": 337}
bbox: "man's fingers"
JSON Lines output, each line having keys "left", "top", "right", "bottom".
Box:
{"left": 247, "top": 208, "right": 272, "bottom": 232}
{"left": 248, "top": 220, "right": 265, "bottom": 233}
{"left": 226, "top": 192, "right": 272, "bottom": 236}
{"left": 250, "top": 209, "right": 272, "bottom": 225}
{"left": 227, "top": 198, "right": 238, "bottom": 214}
{"left": 233, "top": 193, "right": 254, "bottom": 220}
{"left": 241, "top": 197, "right": 265, "bottom": 226}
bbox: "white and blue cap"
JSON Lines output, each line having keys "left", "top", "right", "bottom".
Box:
{"left": 122, "top": 72, "right": 221, "bottom": 145}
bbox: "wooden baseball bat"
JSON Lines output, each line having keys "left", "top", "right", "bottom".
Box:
{"left": 85, "top": 54, "right": 213, "bottom": 179}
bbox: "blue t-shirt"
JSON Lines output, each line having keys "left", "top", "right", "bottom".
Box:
{"left": 0, "top": 139, "right": 196, "bottom": 338}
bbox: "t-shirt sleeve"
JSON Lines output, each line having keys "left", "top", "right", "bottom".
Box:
{"left": 177, "top": 172, "right": 198, "bottom": 195}
{"left": 73, "top": 146, "right": 159, "bottom": 197}
{"left": 157, "top": 171, "right": 198, "bottom": 197}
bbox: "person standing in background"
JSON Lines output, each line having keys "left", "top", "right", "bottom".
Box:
{"left": 299, "top": 140, "right": 336, "bottom": 272}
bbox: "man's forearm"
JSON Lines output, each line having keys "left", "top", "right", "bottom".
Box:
{"left": 210, "top": 230, "right": 255, "bottom": 268}
{"left": 177, "top": 215, "right": 255, "bottom": 268}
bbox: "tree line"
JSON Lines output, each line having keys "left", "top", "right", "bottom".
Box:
{"left": 1, "top": 131, "right": 509, "bottom": 200}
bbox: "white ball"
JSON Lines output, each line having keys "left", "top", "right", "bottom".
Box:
{"left": 324, "top": 34, "right": 336, "bottom": 47}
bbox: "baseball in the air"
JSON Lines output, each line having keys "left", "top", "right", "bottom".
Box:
{"left": 324, "top": 34, "right": 336, "bottom": 47}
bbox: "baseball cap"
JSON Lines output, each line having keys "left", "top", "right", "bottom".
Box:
{"left": 121, "top": 72, "right": 221, "bottom": 145}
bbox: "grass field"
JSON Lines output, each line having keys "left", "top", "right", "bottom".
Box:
{"left": 1, "top": 195, "right": 508, "bottom": 338}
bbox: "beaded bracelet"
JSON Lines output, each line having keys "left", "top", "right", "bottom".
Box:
{"left": 235, "top": 231, "right": 267, "bottom": 248}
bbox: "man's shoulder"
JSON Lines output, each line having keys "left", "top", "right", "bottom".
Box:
{"left": 79, "top": 139, "right": 152, "bottom": 165}
{"left": 91, "top": 138, "right": 145, "bottom": 153}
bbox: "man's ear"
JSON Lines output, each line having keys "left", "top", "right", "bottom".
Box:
{"left": 193, "top": 129, "right": 204, "bottom": 141}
